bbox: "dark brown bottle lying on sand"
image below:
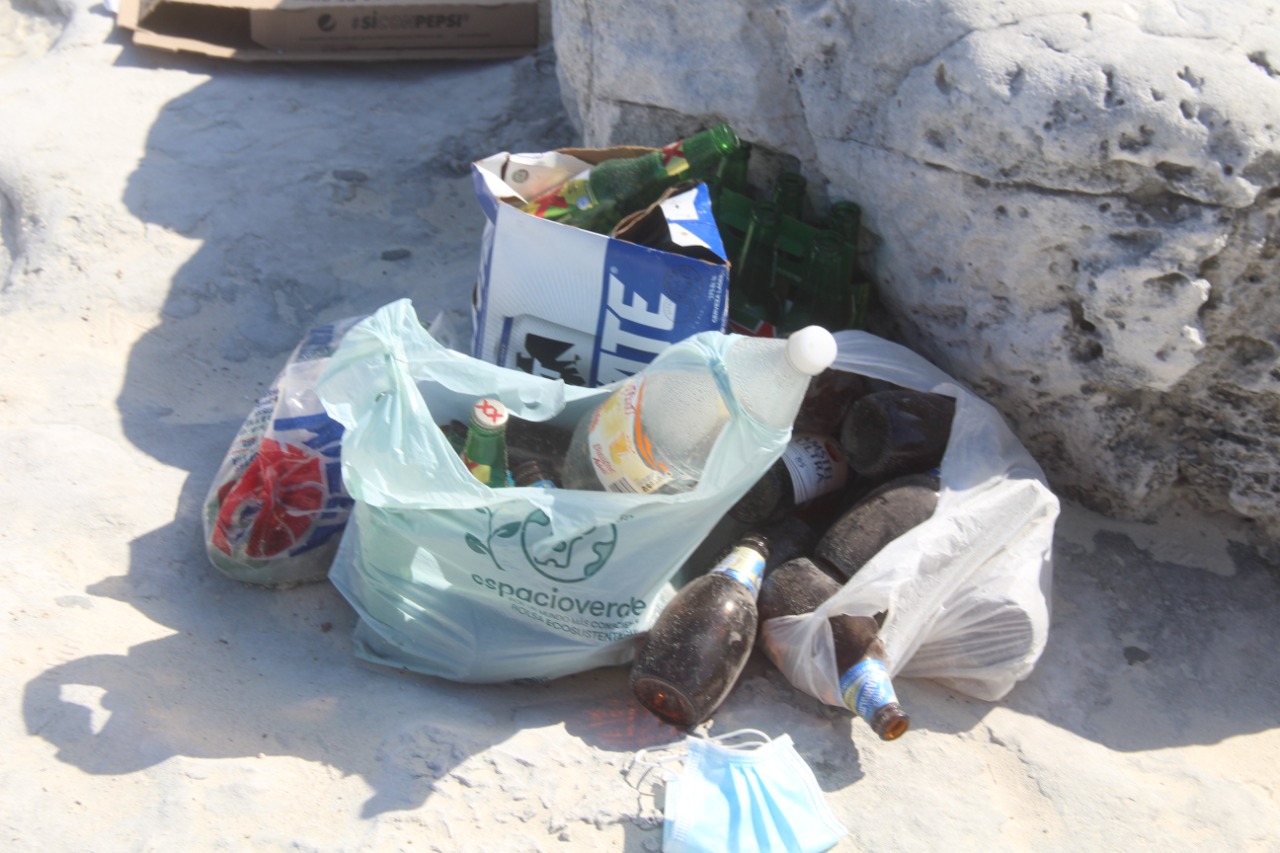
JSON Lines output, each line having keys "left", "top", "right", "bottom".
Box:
{"left": 631, "top": 533, "right": 770, "bottom": 728}
{"left": 816, "top": 472, "right": 941, "bottom": 579}
{"left": 839, "top": 389, "right": 955, "bottom": 482}
{"left": 758, "top": 556, "right": 910, "bottom": 740}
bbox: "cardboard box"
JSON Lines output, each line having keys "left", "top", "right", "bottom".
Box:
{"left": 116, "top": 0, "right": 541, "bottom": 61}
{"left": 470, "top": 149, "right": 731, "bottom": 388}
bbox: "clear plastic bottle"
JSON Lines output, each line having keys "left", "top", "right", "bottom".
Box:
{"left": 560, "top": 327, "right": 838, "bottom": 494}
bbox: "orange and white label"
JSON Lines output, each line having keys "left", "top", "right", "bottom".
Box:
{"left": 585, "top": 378, "right": 674, "bottom": 494}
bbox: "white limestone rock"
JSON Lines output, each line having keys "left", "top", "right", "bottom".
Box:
{"left": 550, "top": 0, "right": 1280, "bottom": 551}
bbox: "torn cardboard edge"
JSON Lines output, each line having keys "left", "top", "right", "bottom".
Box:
{"left": 470, "top": 147, "right": 731, "bottom": 387}
{"left": 116, "top": 0, "right": 543, "bottom": 62}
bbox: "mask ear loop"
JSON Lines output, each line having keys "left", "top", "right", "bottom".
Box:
{"left": 625, "top": 738, "right": 690, "bottom": 826}
{"left": 700, "top": 727, "right": 772, "bottom": 751}
{"left": 629, "top": 738, "right": 688, "bottom": 786}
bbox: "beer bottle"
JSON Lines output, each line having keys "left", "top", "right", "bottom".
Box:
{"left": 506, "top": 416, "right": 572, "bottom": 479}
{"left": 631, "top": 533, "right": 770, "bottom": 727}
{"left": 793, "top": 368, "right": 873, "bottom": 436}
{"left": 439, "top": 419, "right": 468, "bottom": 454}
{"left": 816, "top": 472, "right": 940, "bottom": 580}
{"left": 839, "top": 389, "right": 955, "bottom": 481}
{"left": 728, "top": 433, "right": 849, "bottom": 526}
{"left": 730, "top": 201, "right": 784, "bottom": 328}
{"left": 520, "top": 123, "right": 742, "bottom": 235}
{"left": 714, "top": 139, "right": 752, "bottom": 198}
{"left": 759, "top": 515, "right": 818, "bottom": 573}
{"left": 780, "top": 230, "right": 853, "bottom": 333}
{"left": 512, "top": 459, "right": 557, "bottom": 489}
{"left": 772, "top": 171, "right": 808, "bottom": 220}
{"left": 758, "top": 556, "right": 910, "bottom": 740}
{"left": 460, "top": 398, "right": 510, "bottom": 488}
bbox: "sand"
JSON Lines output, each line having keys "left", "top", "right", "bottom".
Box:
{"left": 2, "top": 3, "right": 1279, "bottom": 850}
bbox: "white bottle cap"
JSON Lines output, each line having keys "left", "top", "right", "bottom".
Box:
{"left": 471, "top": 397, "right": 510, "bottom": 429}
{"left": 784, "top": 326, "right": 838, "bottom": 376}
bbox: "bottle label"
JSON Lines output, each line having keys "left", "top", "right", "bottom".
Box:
{"left": 522, "top": 476, "right": 556, "bottom": 489}
{"left": 709, "top": 544, "right": 767, "bottom": 597}
{"left": 584, "top": 377, "right": 674, "bottom": 494}
{"left": 839, "top": 659, "right": 899, "bottom": 722}
{"left": 524, "top": 169, "right": 598, "bottom": 221}
{"left": 657, "top": 139, "right": 692, "bottom": 177}
{"left": 781, "top": 433, "right": 848, "bottom": 504}
{"left": 463, "top": 458, "right": 494, "bottom": 486}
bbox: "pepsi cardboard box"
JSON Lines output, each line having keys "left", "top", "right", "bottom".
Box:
{"left": 116, "top": 0, "right": 542, "bottom": 61}
{"left": 470, "top": 148, "right": 730, "bottom": 387}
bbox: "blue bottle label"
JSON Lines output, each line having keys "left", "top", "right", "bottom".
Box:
{"left": 709, "top": 545, "right": 766, "bottom": 597}
{"left": 839, "top": 659, "right": 898, "bottom": 722}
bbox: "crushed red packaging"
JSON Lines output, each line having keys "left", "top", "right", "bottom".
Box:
{"left": 203, "top": 310, "right": 459, "bottom": 585}
{"left": 202, "top": 316, "right": 366, "bottom": 587}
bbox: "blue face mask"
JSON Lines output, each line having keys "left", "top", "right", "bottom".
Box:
{"left": 634, "top": 729, "right": 848, "bottom": 853}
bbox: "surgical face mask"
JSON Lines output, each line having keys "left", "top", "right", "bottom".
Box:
{"left": 632, "top": 729, "right": 848, "bottom": 853}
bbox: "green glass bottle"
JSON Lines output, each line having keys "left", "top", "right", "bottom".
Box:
{"left": 730, "top": 200, "right": 784, "bottom": 329}
{"left": 713, "top": 139, "right": 752, "bottom": 201}
{"left": 520, "top": 124, "right": 742, "bottom": 234}
{"left": 772, "top": 171, "right": 808, "bottom": 220}
{"left": 826, "top": 200, "right": 861, "bottom": 243}
{"left": 461, "top": 398, "right": 510, "bottom": 488}
{"left": 780, "top": 230, "right": 852, "bottom": 333}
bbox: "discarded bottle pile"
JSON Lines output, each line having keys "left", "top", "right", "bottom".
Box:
{"left": 438, "top": 362, "right": 957, "bottom": 741}
{"left": 710, "top": 143, "right": 873, "bottom": 338}
{"left": 206, "top": 121, "right": 1056, "bottom": 759}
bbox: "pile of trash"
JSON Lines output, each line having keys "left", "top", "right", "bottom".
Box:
{"left": 201, "top": 124, "right": 1059, "bottom": 852}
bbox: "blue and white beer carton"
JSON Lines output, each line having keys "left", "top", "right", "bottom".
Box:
{"left": 470, "top": 148, "right": 730, "bottom": 388}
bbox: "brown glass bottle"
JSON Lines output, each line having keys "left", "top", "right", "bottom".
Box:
{"left": 839, "top": 389, "right": 955, "bottom": 482}
{"left": 631, "top": 534, "right": 770, "bottom": 728}
{"left": 816, "top": 472, "right": 940, "bottom": 580}
{"left": 728, "top": 433, "right": 848, "bottom": 526}
{"left": 793, "top": 368, "right": 873, "bottom": 436}
{"left": 505, "top": 417, "right": 573, "bottom": 480}
{"left": 513, "top": 459, "right": 557, "bottom": 488}
{"left": 759, "top": 515, "right": 818, "bottom": 573}
{"left": 758, "top": 556, "right": 909, "bottom": 740}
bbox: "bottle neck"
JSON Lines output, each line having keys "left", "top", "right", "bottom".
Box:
{"left": 709, "top": 542, "right": 768, "bottom": 598}
{"left": 838, "top": 659, "right": 899, "bottom": 724}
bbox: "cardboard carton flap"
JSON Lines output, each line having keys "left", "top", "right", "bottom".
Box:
{"left": 134, "top": 0, "right": 531, "bottom": 10}
{"left": 118, "top": 0, "right": 539, "bottom": 60}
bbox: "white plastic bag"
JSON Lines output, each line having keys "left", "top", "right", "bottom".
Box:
{"left": 317, "top": 299, "right": 794, "bottom": 683}
{"left": 760, "top": 330, "right": 1059, "bottom": 703}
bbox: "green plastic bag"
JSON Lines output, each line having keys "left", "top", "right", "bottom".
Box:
{"left": 317, "top": 299, "right": 791, "bottom": 683}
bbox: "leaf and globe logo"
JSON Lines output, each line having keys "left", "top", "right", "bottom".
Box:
{"left": 466, "top": 505, "right": 617, "bottom": 583}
